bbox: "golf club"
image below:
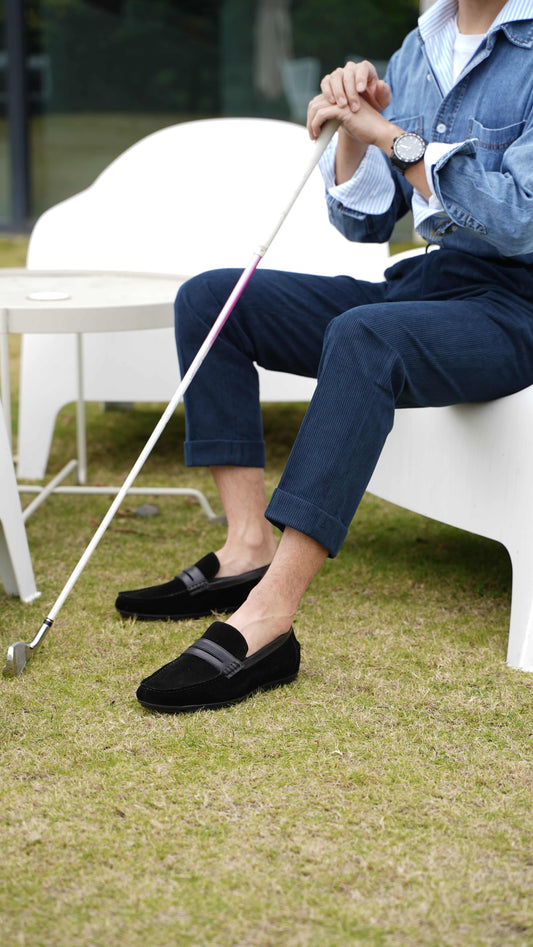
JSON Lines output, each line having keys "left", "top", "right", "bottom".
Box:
{"left": 3, "top": 119, "right": 339, "bottom": 678}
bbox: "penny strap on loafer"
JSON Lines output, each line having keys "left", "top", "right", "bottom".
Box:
{"left": 175, "top": 558, "right": 269, "bottom": 598}
{"left": 185, "top": 638, "right": 245, "bottom": 678}
{"left": 177, "top": 563, "right": 210, "bottom": 596}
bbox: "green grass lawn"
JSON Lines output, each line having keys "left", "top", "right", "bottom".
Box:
{"left": 0, "top": 240, "right": 532, "bottom": 946}
{"left": 0, "top": 235, "right": 29, "bottom": 267}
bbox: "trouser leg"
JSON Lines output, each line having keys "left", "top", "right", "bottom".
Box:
{"left": 175, "top": 267, "right": 385, "bottom": 467}
{"left": 266, "top": 308, "right": 402, "bottom": 555}
{"left": 267, "top": 288, "right": 533, "bottom": 555}
{"left": 176, "top": 262, "right": 533, "bottom": 559}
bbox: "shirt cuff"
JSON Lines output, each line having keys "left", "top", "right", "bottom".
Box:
{"left": 319, "top": 134, "right": 395, "bottom": 215}
{"left": 411, "top": 141, "right": 466, "bottom": 229}
{"left": 424, "top": 141, "right": 465, "bottom": 200}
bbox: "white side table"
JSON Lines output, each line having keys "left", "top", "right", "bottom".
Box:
{"left": 0, "top": 269, "right": 222, "bottom": 521}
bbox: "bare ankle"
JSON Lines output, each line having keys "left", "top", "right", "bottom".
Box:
{"left": 224, "top": 582, "right": 296, "bottom": 654}
{"left": 216, "top": 535, "right": 277, "bottom": 577}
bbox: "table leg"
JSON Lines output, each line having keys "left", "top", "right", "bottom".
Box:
{"left": 0, "top": 309, "right": 12, "bottom": 453}
{"left": 75, "top": 333, "right": 87, "bottom": 485}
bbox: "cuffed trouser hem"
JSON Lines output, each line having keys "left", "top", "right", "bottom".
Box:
{"left": 184, "top": 439, "right": 266, "bottom": 468}
{"left": 265, "top": 487, "right": 348, "bottom": 558}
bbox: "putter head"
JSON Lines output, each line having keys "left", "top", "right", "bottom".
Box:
{"left": 3, "top": 641, "right": 31, "bottom": 678}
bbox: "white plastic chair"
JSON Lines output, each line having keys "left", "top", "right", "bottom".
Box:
{"left": 366, "top": 249, "right": 533, "bottom": 672}
{"left": 0, "top": 399, "right": 39, "bottom": 602}
{"left": 17, "top": 117, "right": 388, "bottom": 480}
{"left": 368, "top": 391, "right": 533, "bottom": 671}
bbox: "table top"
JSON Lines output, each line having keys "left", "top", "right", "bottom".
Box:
{"left": 0, "top": 269, "right": 187, "bottom": 333}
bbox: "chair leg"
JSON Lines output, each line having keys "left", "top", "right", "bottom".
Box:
{"left": 0, "top": 521, "right": 40, "bottom": 602}
{"left": 506, "top": 545, "right": 533, "bottom": 672}
{"left": 0, "top": 435, "right": 40, "bottom": 602}
{"left": 17, "top": 334, "right": 77, "bottom": 479}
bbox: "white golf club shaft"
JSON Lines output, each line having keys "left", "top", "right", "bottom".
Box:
{"left": 24, "top": 119, "right": 340, "bottom": 651}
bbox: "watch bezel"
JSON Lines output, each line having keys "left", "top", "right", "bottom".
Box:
{"left": 390, "top": 132, "right": 427, "bottom": 173}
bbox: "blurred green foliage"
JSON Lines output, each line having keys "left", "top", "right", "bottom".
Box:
{"left": 293, "top": 0, "right": 419, "bottom": 68}
{"left": 2, "top": 1, "right": 420, "bottom": 113}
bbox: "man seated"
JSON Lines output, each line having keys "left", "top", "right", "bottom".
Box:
{"left": 116, "top": 0, "right": 533, "bottom": 713}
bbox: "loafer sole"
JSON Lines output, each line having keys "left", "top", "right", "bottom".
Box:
{"left": 137, "top": 671, "right": 299, "bottom": 713}
{"left": 116, "top": 599, "right": 251, "bottom": 621}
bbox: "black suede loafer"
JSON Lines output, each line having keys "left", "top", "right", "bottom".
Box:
{"left": 115, "top": 552, "right": 269, "bottom": 621}
{"left": 136, "top": 620, "right": 300, "bottom": 712}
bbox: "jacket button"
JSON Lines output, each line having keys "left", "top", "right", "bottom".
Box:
{"left": 436, "top": 122, "right": 447, "bottom": 133}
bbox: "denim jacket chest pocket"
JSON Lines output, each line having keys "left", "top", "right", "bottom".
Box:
{"left": 466, "top": 117, "right": 526, "bottom": 171}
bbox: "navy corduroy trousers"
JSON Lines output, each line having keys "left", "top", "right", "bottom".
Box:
{"left": 175, "top": 249, "right": 533, "bottom": 557}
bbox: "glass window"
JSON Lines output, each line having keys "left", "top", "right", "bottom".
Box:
{"left": 222, "top": 0, "right": 419, "bottom": 121}
{"left": 0, "top": 9, "right": 9, "bottom": 223}
{"left": 6, "top": 0, "right": 421, "bottom": 227}
{"left": 28, "top": 0, "right": 220, "bottom": 216}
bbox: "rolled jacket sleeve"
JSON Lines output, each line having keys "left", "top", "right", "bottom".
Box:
{"left": 319, "top": 133, "right": 409, "bottom": 244}
{"left": 411, "top": 141, "right": 464, "bottom": 229}
{"left": 430, "top": 129, "right": 533, "bottom": 257}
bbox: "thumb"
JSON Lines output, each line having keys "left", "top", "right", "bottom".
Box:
{"left": 374, "top": 80, "right": 392, "bottom": 111}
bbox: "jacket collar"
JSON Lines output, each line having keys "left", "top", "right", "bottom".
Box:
{"left": 500, "top": 18, "right": 533, "bottom": 47}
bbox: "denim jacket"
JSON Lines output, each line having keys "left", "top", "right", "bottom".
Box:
{"left": 326, "top": 13, "right": 533, "bottom": 264}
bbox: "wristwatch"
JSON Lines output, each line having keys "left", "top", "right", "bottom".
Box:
{"left": 390, "top": 132, "right": 427, "bottom": 173}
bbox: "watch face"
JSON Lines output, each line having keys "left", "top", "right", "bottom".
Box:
{"left": 394, "top": 133, "right": 426, "bottom": 162}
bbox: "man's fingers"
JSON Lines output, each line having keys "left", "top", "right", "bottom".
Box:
{"left": 354, "top": 60, "right": 373, "bottom": 93}
{"left": 320, "top": 60, "right": 383, "bottom": 115}
{"left": 365, "top": 79, "right": 392, "bottom": 113}
{"left": 353, "top": 60, "right": 378, "bottom": 91}
{"left": 338, "top": 62, "right": 358, "bottom": 105}
{"left": 376, "top": 80, "right": 392, "bottom": 110}
{"left": 313, "top": 60, "right": 387, "bottom": 139}
{"left": 307, "top": 96, "right": 343, "bottom": 140}
{"left": 321, "top": 67, "right": 352, "bottom": 108}
{"left": 320, "top": 74, "right": 336, "bottom": 105}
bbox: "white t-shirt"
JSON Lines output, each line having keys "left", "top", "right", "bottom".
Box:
{"left": 414, "top": 21, "right": 487, "bottom": 221}
{"left": 453, "top": 20, "right": 485, "bottom": 82}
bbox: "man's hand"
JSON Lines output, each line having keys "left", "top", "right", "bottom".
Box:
{"left": 307, "top": 61, "right": 395, "bottom": 185}
{"left": 307, "top": 60, "right": 391, "bottom": 142}
{"left": 322, "top": 60, "right": 391, "bottom": 115}
{"left": 308, "top": 92, "right": 394, "bottom": 148}
{"left": 307, "top": 60, "right": 431, "bottom": 197}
